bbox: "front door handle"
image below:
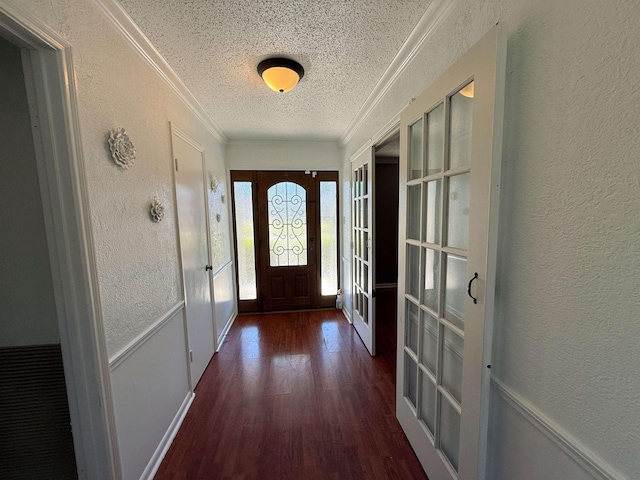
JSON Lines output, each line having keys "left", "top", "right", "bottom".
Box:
{"left": 205, "top": 265, "right": 213, "bottom": 271}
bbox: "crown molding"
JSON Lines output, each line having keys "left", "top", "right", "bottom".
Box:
{"left": 91, "top": 0, "right": 228, "bottom": 145}
{"left": 339, "top": 0, "right": 456, "bottom": 147}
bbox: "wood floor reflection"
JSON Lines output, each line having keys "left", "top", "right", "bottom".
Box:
{"left": 155, "top": 306, "right": 427, "bottom": 479}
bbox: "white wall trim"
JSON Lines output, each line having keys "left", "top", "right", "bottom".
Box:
{"left": 348, "top": 113, "right": 401, "bottom": 162}
{"left": 0, "top": 2, "right": 121, "bottom": 478}
{"left": 491, "top": 378, "right": 624, "bottom": 480}
{"left": 109, "top": 301, "right": 185, "bottom": 371}
{"left": 139, "top": 391, "right": 194, "bottom": 480}
{"left": 339, "top": 0, "right": 455, "bottom": 147}
{"left": 90, "top": 0, "right": 227, "bottom": 145}
{"left": 216, "top": 311, "right": 237, "bottom": 352}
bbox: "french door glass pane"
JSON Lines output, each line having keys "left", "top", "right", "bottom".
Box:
{"left": 426, "top": 103, "right": 444, "bottom": 175}
{"left": 442, "top": 326, "right": 464, "bottom": 403}
{"left": 267, "top": 182, "right": 307, "bottom": 266}
{"left": 423, "top": 180, "right": 441, "bottom": 244}
{"left": 405, "top": 353, "right": 418, "bottom": 408}
{"left": 423, "top": 248, "right": 439, "bottom": 312}
{"left": 421, "top": 310, "right": 438, "bottom": 374}
{"left": 440, "top": 396, "right": 461, "bottom": 472}
{"left": 409, "top": 118, "right": 423, "bottom": 180}
{"left": 444, "top": 254, "right": 467, "bottom": 330}
{"left": 363, "top": 231, "right": 369, "bottom": 261}
{"left": 363, "top": 163, "right": 368, "bottom": 194}
{"left": 406, "top": 244, "right": 420, "bottom": 299}
{"left": 233, "top": 182, "right": 257, "bottom": 300}
{"left": 446, "top": 173, "right": 470, "bottom": 250}
{"left": 405, "top": 300, "right": 419, "bottom": 354}
{"left": 419, "top": 371, "right": 436, "bottom": 435}
{"left": 407, "top": 184, "right": 421, "bottom": 240}
{"left": 363, "top": 262, "right": 369, "bottom": 291}
{"left": 320, "top": 181, "right": 338, "bottom": 295}
{"left": 449, "top": 83, "right": 474, "bottom": 169}
{"left": 363, "top": 197, "right": 369, "bottom": 228}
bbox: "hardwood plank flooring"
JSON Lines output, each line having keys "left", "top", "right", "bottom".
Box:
{"left": 155, "top": 305, "right": 427, "bottom": 480}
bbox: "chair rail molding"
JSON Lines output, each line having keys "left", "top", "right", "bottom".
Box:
{"left": 491, "top": 377, "right": 623, "bottom": 480}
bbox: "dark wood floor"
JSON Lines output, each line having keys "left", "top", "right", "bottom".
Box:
{"left": 155, "top": 294, "right": 427, "bottom": 479}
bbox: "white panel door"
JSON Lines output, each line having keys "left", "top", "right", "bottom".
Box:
{"left": 351, "top": 147, "right": 375, "bottom": 355}
{"left": 396, "top": 24, "right": 507, "bottom": 480}
{"left": 172, "top": 127, "right": 215, "bottom": 389}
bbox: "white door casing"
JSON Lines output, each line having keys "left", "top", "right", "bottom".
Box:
{"left": 396, "top": 24, "right": 507, "bottom": 480}
{"left": 172, "top": 125, "right": 216, "bottom": 390}
{"left": 351, "top": 147, "right": 376, "bottom": 356}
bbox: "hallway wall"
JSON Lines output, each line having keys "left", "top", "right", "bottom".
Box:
{"left": 341, "top": 0, "right": 639, "bottom": 478}
{"left": 4, "top": 1, "right": 234, "bottom": 478}
{"left": 227, "top": 139, "right": 341, "bottom": 171}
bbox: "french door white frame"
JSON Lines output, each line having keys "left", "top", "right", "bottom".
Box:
{"left": 351, "top": 147, "right": 376, "bottom": 355}
{"left": 396, "top": 23, "right": 507, "bottom": 480}
{"left": 0, "top": 3, "right": 120, "bottom": 478}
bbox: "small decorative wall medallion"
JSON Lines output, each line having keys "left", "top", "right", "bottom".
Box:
{"left": 150, "top": 198, "right": 165, "bottom": 223}
{"left": 108, "top": 127, "right": 136, "bottom": 169}
{"left": 209, "top": 174, "right": 219, "bottom": 193}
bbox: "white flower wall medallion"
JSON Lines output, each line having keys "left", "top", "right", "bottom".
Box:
{"left": 108, "top": 127, "right": 136, "bottom": 169}
{"left": 150, "top": 198, "right": 165, "bottom": 223}
{"left": 209, "top": 174, "right": 219, "bottom": 193}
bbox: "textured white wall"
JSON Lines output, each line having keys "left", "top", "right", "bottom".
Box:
{"left": 0, "top": 36, "right": 60, "bottom": 347}
{"left": 227, "top": 140, "right": 341, "bottom": 171}
{"left": 19, "top": 0, "right": 229, "bottom": 356}
{"left": 343, "top": 0, "right": 640, "bottom": 477}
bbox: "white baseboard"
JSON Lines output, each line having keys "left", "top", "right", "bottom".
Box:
{"left": 491, "top": 378, "right": 623, "bottom": 480}
{"left": 216, "top": 311, "right": 237, "bottom": 352}
{"left": 343, "top": 306, "right": 352, "bottom": 324}
{"left": 140, "top": 391, "right": 194, "bottom": 480}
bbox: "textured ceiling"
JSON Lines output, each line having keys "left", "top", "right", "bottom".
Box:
{"left": 118, "top": 0, "right": 432, "bottom": 141}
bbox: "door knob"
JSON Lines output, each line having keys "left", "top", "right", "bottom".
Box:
{"left": 205, "top": 265, "right": 213, "bottom": 271}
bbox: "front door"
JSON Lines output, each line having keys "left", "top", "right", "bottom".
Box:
{"left": 396, "top": 24, "right": 507, "bottom": 480}
{"left": 172, "top": 126, "right": 215, "bottom": 389}
{"left": 256, "top": 171, "right": 317, "bottom": 311}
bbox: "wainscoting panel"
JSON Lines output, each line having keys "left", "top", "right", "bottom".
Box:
{"left": 110, "top": 306, "right": 190, "bottom": 480}
{"left": 214, "top": 262, "right": 236, "bottom": 348}
{"left": 487, "top": 378, "right": 622, "bottom": 480}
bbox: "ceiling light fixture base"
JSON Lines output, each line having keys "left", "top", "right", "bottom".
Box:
{"left": 257, "top": 57, "right": 305, "bottom": 93}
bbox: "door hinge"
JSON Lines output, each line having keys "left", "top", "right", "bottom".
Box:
{"left": 189, "top": 350, "right": 193, "bottom": 362}
{"left": 174, "top": 158, "right": 179, "bottom": 171}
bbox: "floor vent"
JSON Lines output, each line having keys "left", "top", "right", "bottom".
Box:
{"left": 0, "top": 344, "right": 77, "bottom": 479}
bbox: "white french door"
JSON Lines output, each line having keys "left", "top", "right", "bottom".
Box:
{"left": 396, "top": 25, "right": 507, "bottom": 480}
{"left": 351, "top": 147, "right": 375, "bottom": 355}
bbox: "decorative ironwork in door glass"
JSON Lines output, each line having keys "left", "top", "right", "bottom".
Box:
{"left": 268, "top": 181, "right": 307, "bottom": 266}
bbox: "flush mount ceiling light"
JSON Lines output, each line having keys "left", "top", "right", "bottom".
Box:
{"left": 257, "top": 57, "right": 304, "bottom": 93}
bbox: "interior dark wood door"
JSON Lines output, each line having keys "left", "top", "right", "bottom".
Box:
{"left": 257, "top": 171, "right": 317, "bottom": 310}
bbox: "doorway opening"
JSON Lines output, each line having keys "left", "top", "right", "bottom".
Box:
{"left": 230, "top": 170, "right": 339, "bottom": 313}
{"left": 373, "top": 132, "right": 400, "bottom": 367}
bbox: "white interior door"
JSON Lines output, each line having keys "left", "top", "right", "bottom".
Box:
{"left": 172, "top": 126, "right": 215, "bottom": 390}
{"left": 351, "top": 147, "right": 375, "bottom": 355}
{"left": 396, "top": 24, "right": 507, "bottom": 480}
